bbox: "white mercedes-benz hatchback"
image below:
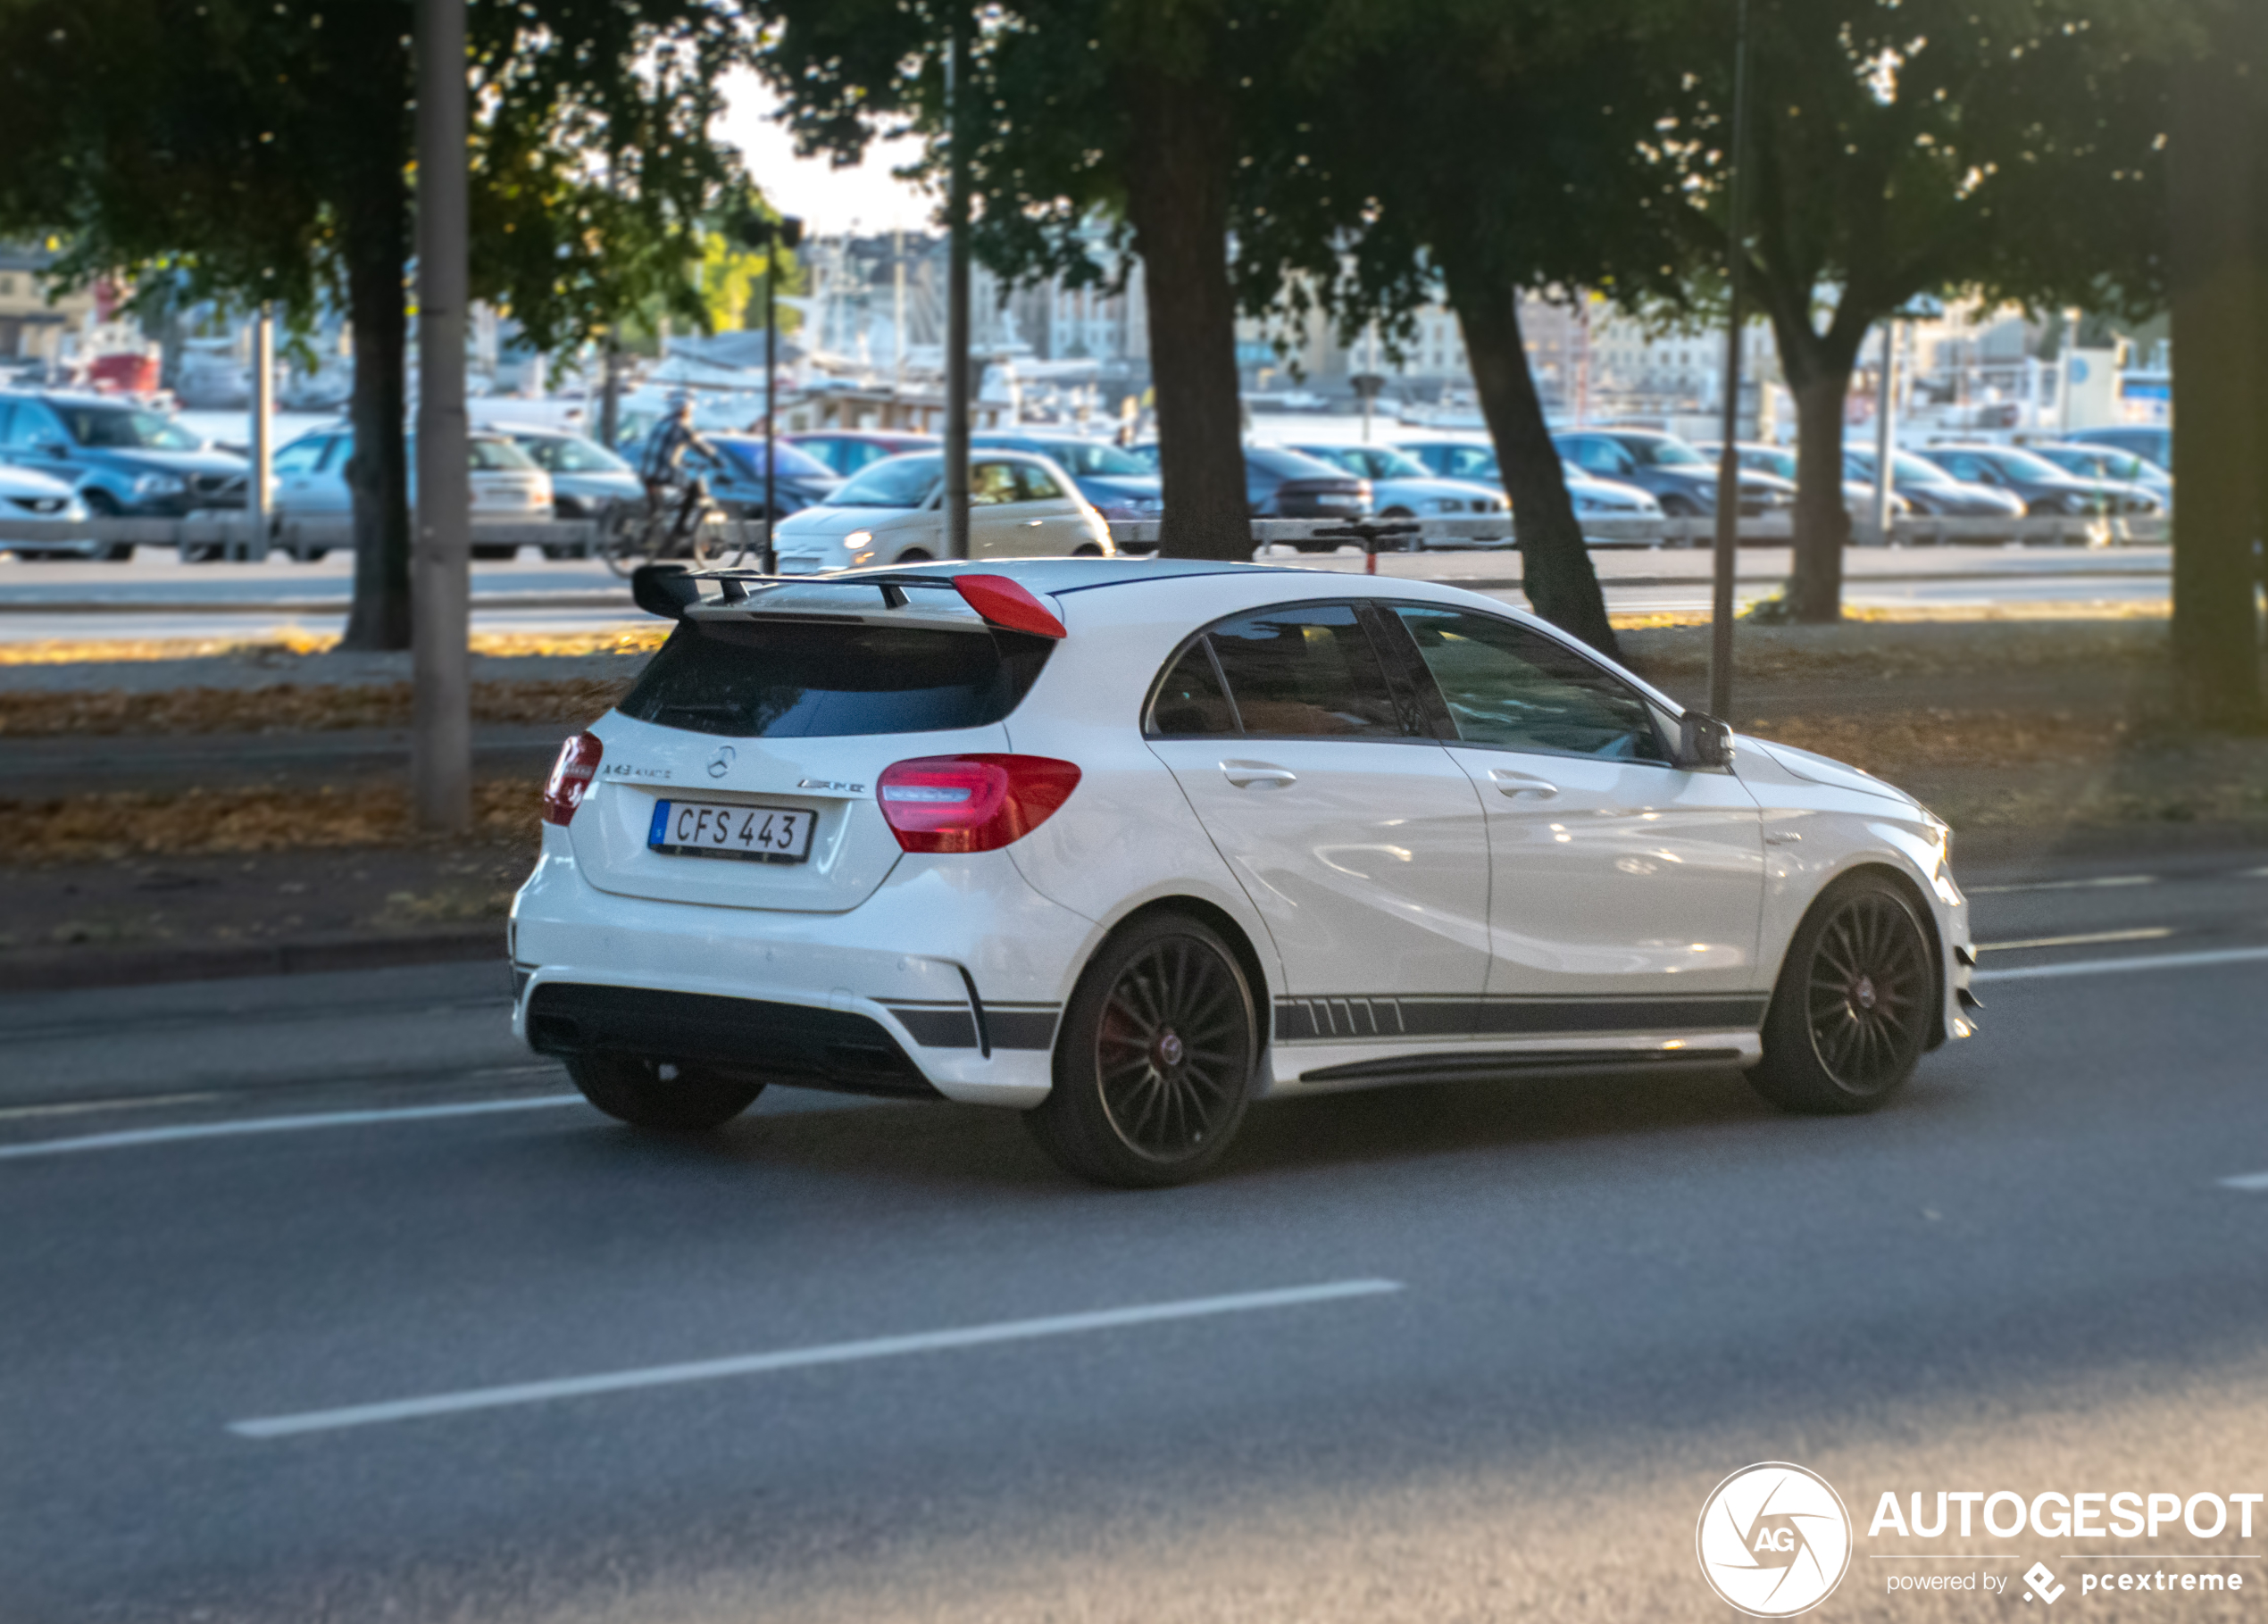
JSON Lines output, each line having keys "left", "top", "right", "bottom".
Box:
{"left": 513, "top": 558, "right": 1975, "bottom": 1186}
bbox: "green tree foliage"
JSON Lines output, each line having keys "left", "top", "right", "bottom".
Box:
{"left": 753, "top": 0, "right": 1329, "bottom": 561}
{"left": 0, "top": 0, "right": 755, "bottom": 647}
{"left": 1243, "top": 0, "right": 1699, "bottom": 656}
{"left": 1648, "top": 0, "right": 2173, "bottom": 622}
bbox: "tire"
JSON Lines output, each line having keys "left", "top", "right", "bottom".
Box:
{"left": 1024, "top": 912, "right": 1258, "bottom": 1187}
{"left": 1073, "top": 542, "right": 1105, "bottom": 557}
{"left": 1292, "top": 541, "right": 1339, "bottom": 554}
{"left": 294, "top": 548, "right": 329, "bottom": 563}
{"left": 100, "top": 543, "right": 134, "bottom": 562}
{"left": 565, "top": 1054, "right": 766, "bottom": 1131}
{"left": 541, "top": 543, "right": 587, "bottom": 561}
{"left": 1748, "top": 871, "right": 1935, "bottom": 1115}
{"left": 892, "top": 547, "right": 934, "bottom": 564}
{"left": 471, "top": 543, "right": 519, "bottom": 562}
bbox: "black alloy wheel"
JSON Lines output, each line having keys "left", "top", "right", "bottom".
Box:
{"left": 1749, "top": 871, "right": 1934, "bottom": 1114}
{"left": 1026, "top": 913, "right": 1257, "bottom": 1187}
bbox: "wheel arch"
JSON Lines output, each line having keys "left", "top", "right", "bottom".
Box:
{"left": 1090, "top": 894, "right": 1273, "bottom": 1051}
{"left": 1790, "top": 858, "right": 1947, "bottom": 1053}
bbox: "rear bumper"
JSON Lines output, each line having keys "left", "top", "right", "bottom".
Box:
{"left": 525, "top": 982, "right": 944, "bottom": 1099}
{"left": 509, "top": 831, "right": 1098, "bottom": 1108}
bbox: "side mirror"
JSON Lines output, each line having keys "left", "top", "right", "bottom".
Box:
{"left": 34, "top": 437, "right": 69, "bottom": 458}
{"left": 630, "top": 562, "right": 701, "bottom": 620}
{"left": 1678, "top": 712, "right": 1734, "bottom": 770}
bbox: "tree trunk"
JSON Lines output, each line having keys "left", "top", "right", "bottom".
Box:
{"left": 1121, "top": 65, "right": 1250, "bottom": 562}
{"left": 1443, "top": 262, "right": 1616, "bottom": 657}
{"left": 2168, "top": 43, "right": 2266, "bottom": 727}
{"left": 339, "top": 174, "right": 412, "bottom": 652}
{"left": 1784, "top": 365, "right": 1855, "bottom": 622}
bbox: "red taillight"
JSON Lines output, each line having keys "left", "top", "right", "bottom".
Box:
{"left": 543, "top": 732, "right": 604, "bottom": 826}
{"left": 877, "top": 754, "right": 1081, "bottom": 853}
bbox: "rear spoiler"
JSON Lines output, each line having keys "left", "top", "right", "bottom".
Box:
{"left": 630, "top": 564, "right": 1068, "bottom": 639}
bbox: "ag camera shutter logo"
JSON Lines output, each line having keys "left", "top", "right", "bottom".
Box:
{"left": 1697, "top": 1462, "right": 1854, "bottom": 1617}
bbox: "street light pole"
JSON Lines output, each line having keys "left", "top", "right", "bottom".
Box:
{"left": 943, "top": 5, "right": 971, "bottom": 561}
{"left": 1872, "top": 321, "right": 1901, "bottom": 545}
{"left": 762, "top": 216, "right": 802, "bottom": 573}
{"left": 1706, "top": 0, "right": 1753, "bottom": 724}
{"left": 412, "top": 0, "right": 471, "bottom": 832}
{"left": 249, "top": 304, "right": 273, "bottom": 558}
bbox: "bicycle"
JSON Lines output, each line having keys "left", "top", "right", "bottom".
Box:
{"left": 599, "top": 476, "right": 743, "bottom": 577}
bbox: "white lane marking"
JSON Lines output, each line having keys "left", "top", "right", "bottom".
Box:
{"left": 1972, "top": 945, "right": 2268, "bottom": 984}
{"left": 230, "top": 1278, "right": 1407, "bottom": 1438}
{"left": 1976, "top": 928, "right": 2174, "bottom": 953}
{"left": 1968, "top": 875, "right": 2159, "bottom": 895}
{"left": 0, "top": 1090, "right": 229, "bottom": 1124}
{"left": 2220, "top": 1172, "right": 2268, "bottom": 1192}
{"left": 0, "top": 1095, "right": 583, "bottom": 1162}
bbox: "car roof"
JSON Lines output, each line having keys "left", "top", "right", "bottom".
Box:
{"left": 791, "top": 429, "right": 937, "bottom": 441}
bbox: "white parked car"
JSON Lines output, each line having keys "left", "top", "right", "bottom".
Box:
{"left": 0, "top": 463, "right": 94, "bottom": 558}
{"left": 270, "top": 426, "right": 554, "bottom": 559}
{"left": 768, "top": 449, "right": 1113, "bottom": 572}
{"left": 513, "top": 559, "right": 1974, "bottom": 1187}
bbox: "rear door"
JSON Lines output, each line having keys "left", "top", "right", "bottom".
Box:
{"left": 1145, "top": 601, "right": 1490, "bottom": 1006}
{"left": 571, "top": 605, "right": 1052, "bottom": 913}
{"left": 1380, "top": 604, "right": 1766, "bottom": 1004}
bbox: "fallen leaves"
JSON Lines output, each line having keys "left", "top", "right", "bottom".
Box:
{"left": 2, "top": 779, "right": 544, "bottom": 863}
{"left": 0, "top": 679, "right": 635, "bottom": 737}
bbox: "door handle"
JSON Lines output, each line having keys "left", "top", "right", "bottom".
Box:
{"left": 1488, "top": 769, "right": 1559, "bottom": 799}
{"left": 1022, "top": 519, "right": 1045, "bottom": 527}
{"left": 1221, "top": 762, "right": 1297, "bottom": 788}
{"left": 1764, "top": 831, "right": 1803, "bottom": 846}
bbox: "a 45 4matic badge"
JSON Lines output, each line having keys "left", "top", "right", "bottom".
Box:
{"left": 1697, "top": 1462, "right": 1855, "bottom": 1617}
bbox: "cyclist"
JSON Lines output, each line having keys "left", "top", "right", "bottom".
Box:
{"left": 636, "top": 396, "right": 721, "bottom": 558}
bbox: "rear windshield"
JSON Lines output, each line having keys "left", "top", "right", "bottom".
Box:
{"left": 617, "top": 618, "right": 1053, "bottom": 738}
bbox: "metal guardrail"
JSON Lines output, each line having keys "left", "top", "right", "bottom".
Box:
{"left": 0, "top": 512, "right": 2170, "bottom": 557}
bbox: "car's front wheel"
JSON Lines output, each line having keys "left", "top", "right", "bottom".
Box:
{"left": 1748, "top": 871, "right": 1934, "bottom": 1114}
{"left": 1026, "top": 912, "right": 1258, "bottom": 1187}
{"left": 565, "top": 1054, "right": 766, "bottom": 1131}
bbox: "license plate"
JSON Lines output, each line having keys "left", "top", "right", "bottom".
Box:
{"left": 648, "top": 800, "right": 816, "bottom": 863}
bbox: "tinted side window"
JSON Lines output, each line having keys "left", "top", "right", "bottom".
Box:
{"left": 1393, "top": 607, "right": 1667, "bottom": 762}
{"left": 971, "top": 462, "right": 1018, "bottom": 505}
{"left": 1147, "top": 640, "right": 1239, "bottom": 737}
{"left": 271, "top": 438, "right": 325, "bottom": 476}
{"left": 1014, "top": 462, "right": 1065, "bottom": 501}
{"left": 1206, "top": 604, "right": 1405, "bottom": 738}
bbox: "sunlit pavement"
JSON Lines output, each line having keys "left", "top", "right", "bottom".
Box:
{"left": 1, "top": 849, "right": 2263, "bottom": 1620}
{"left": 0, "top": 545, "right": 2175, "bottom": 646}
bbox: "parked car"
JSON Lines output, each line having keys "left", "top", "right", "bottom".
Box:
{"left": 2064, "top": 424, "right": 2172, "bottom": 471}
{"left": 767, "top": 449, "right": 1113, "bottom": 572}
{"left": 1116, "top": 442, "right": 1372, "bottom": 549}
{"left": 0, "top": 462, "right": 95, "bottom": 559}
{"left": 1280, "top": 441, "right": 1510, "bottom": 546}
{"left": 494, "top": 424, "right": 643, "bottom": 519}
{"left": 513, "top": 558, "right": 1973, "bottom": 1186}
{"left": 783, "top": 429, "right": 940, "bottom": 479}
{"left": 2029, "top": 441, "right": 2173, "bottom": 510}
{"left": 1391, "top": 434, "right": 1664, "bottom": 521}
{"left": 1554, "top": 428, "right": 1797, "bottom": 518}
{"left": 270, "top": 427, "right": 554, "bottom": 560}
{"left": 1695, "top": 442, "right": 1912, "bottom": 519}
{"left": 1839, "top": 449, "right": 2028, "bottom": 522}
{"left": 692, "top": 434, "right": 845, "bottom": 521}
{"left": 970, "top": 431, "right": 1163, "bottom": 522}
{"left": 0, "top": 391, "right": 247, "bottom": 522}
{"left": 1915, "top": 443, "right": 2159, "bottom": 516}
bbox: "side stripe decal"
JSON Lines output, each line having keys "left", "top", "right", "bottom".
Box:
{"left": 1273, "top": 994, "right": 1768, "bottom": 1043}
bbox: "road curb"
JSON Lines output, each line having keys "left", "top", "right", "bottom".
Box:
{"left": 6, "top": 925, "right": 504, "bottom": 993}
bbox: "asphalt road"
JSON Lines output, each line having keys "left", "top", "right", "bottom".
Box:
{"left": 3, "top": 846, "right": 2265, "bottom": 1622}
{"left": 0, "top": 545, "right": 2174, "bottom": 645}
